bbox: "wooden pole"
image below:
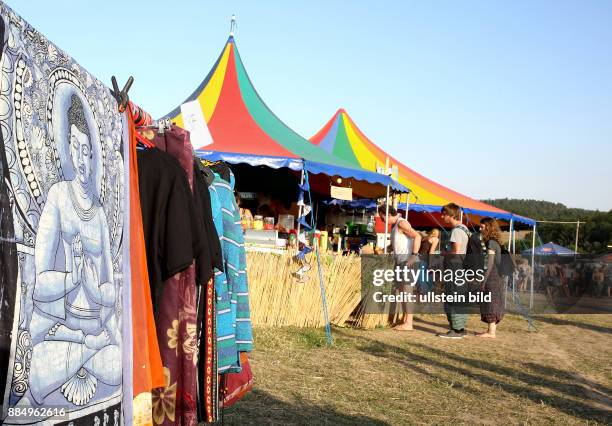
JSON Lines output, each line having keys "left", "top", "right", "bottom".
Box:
{"left": 575, "top": 220, "right": 580, "bottom": 253}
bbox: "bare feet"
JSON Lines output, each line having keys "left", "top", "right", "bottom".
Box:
{"left": 393, "top": 323, "right": 414, "bottom": 331}
{"left": 476, "top": 332, "right": 496, "bottom": 338}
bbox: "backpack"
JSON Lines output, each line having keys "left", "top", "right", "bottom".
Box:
{"left": 455, "top": 225, "right": 485, "bottom": 272}
{"left": 497, "top": 244, "right": 515, "bottom": 277}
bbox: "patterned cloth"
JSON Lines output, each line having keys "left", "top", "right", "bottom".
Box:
{"left": 146, "top": 129, "right": 199, "bottom": 426}
{"left": 209, "top": 171, "right": 253, "bottom": 374}
{"left": 0, "top": 3, "right": 127, "bottom": 423}
{"left": 480, "top": 263, "right": 505, "bottom": 324}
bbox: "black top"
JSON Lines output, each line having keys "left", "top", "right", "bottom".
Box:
{"left": 193, "top": 161, "right": 223, "bottom": 284}
{"left": 137, "top": 147, "right": 199, "bottom": 311}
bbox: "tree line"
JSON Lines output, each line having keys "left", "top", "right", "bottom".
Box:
{"left": 482, "top": 199, "right": 611, "bottom": 254}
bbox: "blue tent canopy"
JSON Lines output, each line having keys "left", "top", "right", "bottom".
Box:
{"left": 397, "top": 202, "right": 536, "bottom": 227}
{"left": 522, "top": 242, "right": 576, "bottom": 257}
{"left": 195, "top": 149, "right": 409, "bottom": 193}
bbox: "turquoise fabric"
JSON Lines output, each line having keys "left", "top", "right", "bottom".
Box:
{"left": 210, "top": 171, "right": 253, "bottom": 373}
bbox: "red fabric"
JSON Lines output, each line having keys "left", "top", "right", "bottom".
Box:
{"left": 149, "top": 129, "right": 199, "bottom": 426}
{"left": 206, "top": 44, "right": 296, "bottom": 157}
{"left": 374, "top": 216, "right": 391, "bottom": 234}
{"left": 204, "top": 279, "right": 215, "bottom": 422}
{"left": 220, "top": 353, "right": 254, "bottom": 409}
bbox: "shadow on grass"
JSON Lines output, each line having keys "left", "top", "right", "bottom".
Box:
{"left": 333, "top": 329, "right": 611, "bottom": 423}
{"left": 221, "top": 388, "right": 390, "bottom": 425}
{"left": 532, "top": 315, "right": 612, "bottom": 334}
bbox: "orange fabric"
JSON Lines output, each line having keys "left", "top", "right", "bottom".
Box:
{"left": 128, "top": 108, "right": 166, "bottom": 396}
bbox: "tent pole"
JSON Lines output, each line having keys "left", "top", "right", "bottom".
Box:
{"left": 383, "top": 184, "right": 390, "bottom": 254}
{"left": 530, "top": 223, "right": 536, "bottom": 309}
{"left": 383, "top": 158, "right": 391, "bottom": 254}
{"left": 460, "top": 210, "right": 464, "bottom": 224}
{"left": 296, "top": 165, "right": 305, "bottom": 238}
{"left": 508, "top": 218, "right": 514, "bottom": 251}
{"left": 383, "top": 185, "right": 389, "bottom": 254}
{"left": 575, "top": 220, "right": 580, "bottom": 254}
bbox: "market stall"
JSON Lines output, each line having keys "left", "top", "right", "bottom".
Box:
{"left": 160, "top": 35, "right": 410, "bottom": 330}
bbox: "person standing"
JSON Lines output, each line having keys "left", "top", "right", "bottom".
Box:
{"left": 378, "top": 205, "right": 422, "bottom": 331}
{"left": 439, "top": 203, "right": 470, "bottom": 338}
{"left": 476, "top": 218, "right": 505, "bottom": 338}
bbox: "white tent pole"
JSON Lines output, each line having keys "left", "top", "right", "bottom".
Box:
{"left": 508, "top": 218, "right": 514, "bottom": 250}
{"left": 460, "top": 210, "right": 464, "bottom": 224}
{"left": 575, "top": 220, "right": 580, "bottom": 253}
{"left": 530, "top": 223, "right": 536, "bottom": 309}
{"left": 383, "top": 184, "right": 390, "bottom": 254}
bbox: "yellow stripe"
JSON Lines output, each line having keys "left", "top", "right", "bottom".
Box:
{"left": 198, "top": 43, "right": 232, "bottom": 122}
{"left": 341, "top": 113, "right": 449, "bottom": 206}
{"left": 169, "top": 43, "right": 232, "bottom": 129}
{"left": 172, "top": 113, "right": 185, "bottom": 129}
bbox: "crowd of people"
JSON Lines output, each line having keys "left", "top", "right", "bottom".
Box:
{"left": 379, "top": 201, "right": 612, "bottom": 339}
{"left": 379, "top": 202, "right": 507, "bottom": 339}
{"left": 535, "top": 260, "right": 611, "bottom": 299}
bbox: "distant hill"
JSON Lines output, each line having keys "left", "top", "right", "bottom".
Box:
{"left": 481, "top": 198, "right": 600, "bottom": 221}
{"left": 482, "top": 199, "right": 611, "bottom": 254}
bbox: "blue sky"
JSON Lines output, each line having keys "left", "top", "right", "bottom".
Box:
{"left": 7, "top": 0, "right": 612, "bottom": 210}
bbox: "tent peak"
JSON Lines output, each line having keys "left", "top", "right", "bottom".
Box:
{"left": 229, "top": 14, "right": 237, "bottom": 37}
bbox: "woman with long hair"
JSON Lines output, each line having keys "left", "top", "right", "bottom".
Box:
{"left": 419, "top": 228, "right": 440, "bottom": 256}
{"left": 476, "top": 218, "right": 505, "bottom": 338}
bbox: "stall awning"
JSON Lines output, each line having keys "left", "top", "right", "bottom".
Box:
{"left": 398, "top": 203, "right": 536, "bottom": 226}
{"left": 195, "top": 149, "right": 409, "bottom": 194}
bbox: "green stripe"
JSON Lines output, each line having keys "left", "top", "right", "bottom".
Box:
{"left": 233, "top": 45, "right": 356, "bottom": 167}
{"left": 333, "top": 115, "right": 361, "bottom": 167}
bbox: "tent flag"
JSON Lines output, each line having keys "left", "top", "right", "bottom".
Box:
{"left": 310, "top": 109, "right": 534, "bottom": 225}
{"left": 164, "top": 37, "right": 408, "bottom": 194}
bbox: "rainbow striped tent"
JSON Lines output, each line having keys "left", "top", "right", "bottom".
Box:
{"left": 310, "top": 109, "right": 534, "bottom": 226}
{"left": 161, "top": 37, "right": 407, "bottom": 197}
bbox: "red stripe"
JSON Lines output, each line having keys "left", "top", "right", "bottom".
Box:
{"left": 206, "top": 45, "right": 297, "bottom": 158}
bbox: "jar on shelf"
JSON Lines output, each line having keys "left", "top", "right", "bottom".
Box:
{"left": 264, "top": 217, "right": 275, "bottom": 230}
{"left": 253, "top": 215, "right": 264, "bottom": 230}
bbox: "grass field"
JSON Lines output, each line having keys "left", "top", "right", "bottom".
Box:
{"left": 222, "top": 314, "right": 611, "bottom": 425}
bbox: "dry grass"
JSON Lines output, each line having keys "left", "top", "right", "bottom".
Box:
{"left": 221, "top": 314, "right": 612, "bottom": 425}
{"left": 247, "top": 251, "right": 361, "bottom": 327}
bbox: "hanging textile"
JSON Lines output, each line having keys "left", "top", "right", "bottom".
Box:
{"left": 210, "top": 170, "right": 253, "bottom": 373}
{"left": 126, "top": 110, "right": 165, "bottom": 426}
{"left": 193, "top": 161, "right": 222, "bottom": 287}
{"left": 137, "top": 126, "right": 201, "bottom": 426}
{"left": 192, "top": 161, "right": 222, "bottom": 423}
{"left": 0, "top": 3, "right": 128, "bottom": 423}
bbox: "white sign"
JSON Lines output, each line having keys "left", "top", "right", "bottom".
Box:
{"left": 331, "top": 185, "right": 353, "bottom": 201}
{"left": 180, "top": 100, "right": 214, "bottom": 148}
